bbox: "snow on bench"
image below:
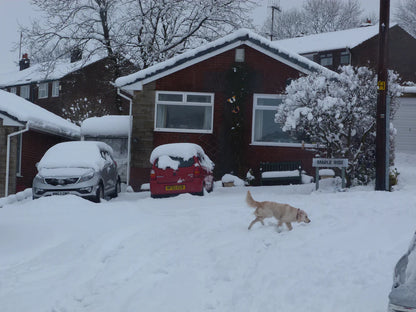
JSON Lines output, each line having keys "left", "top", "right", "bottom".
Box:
{"left": 260, "top": 161, "right": 302, "bottom": 185}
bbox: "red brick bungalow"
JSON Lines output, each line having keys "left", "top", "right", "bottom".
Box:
{"left": 115, "top": 29, "right": 333, "bottom": 189}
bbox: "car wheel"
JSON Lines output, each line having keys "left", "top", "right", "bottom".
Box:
{"left": 111, "top": 177, "right": 121, "bottom": 198}
{"left": 194, "top": 183, "right": 204, "bottom": 196}
{"left": 205, "top": 181, "right": 214, "bottom": 193}
{"left": 94, "top": 183, "right": 105, "bottom": 203}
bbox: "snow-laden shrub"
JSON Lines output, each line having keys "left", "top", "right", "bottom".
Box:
{"left": 276, "top": 66, "right": 402, "bottom": 186}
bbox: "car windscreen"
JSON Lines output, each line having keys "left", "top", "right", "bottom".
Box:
{"left": 156, "top": 156, "right": 195, "bottom": 169}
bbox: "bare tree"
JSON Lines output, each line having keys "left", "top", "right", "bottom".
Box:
{"left": 261, "top": 0, "right": 363, "bottom": 40}
{"left": 118, "top": 0, "right": 256, "bottom": 68}
{"left": 395, "top": 0, "right": 416, "bottom": 37}
{"left": 20, "top": 0, "right": 255, "bottom": 68}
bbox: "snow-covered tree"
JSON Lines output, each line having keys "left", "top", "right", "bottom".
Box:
{"left": 261, "top": 0, "right": 363, "bottom": 40}
{"left": 276, "top": 66, "right": 402, "bottom": 186}
{"left": 395, "top": 0, "right": 416, "bottom": 37}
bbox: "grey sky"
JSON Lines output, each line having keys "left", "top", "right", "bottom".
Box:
{"left": 0, "top": 0, "right": 402, "bottom": 72}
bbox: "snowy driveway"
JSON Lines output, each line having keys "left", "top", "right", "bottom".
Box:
{"left": 1, "top": 154, "right": 416, "bottom": 312}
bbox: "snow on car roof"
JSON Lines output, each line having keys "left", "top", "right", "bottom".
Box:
{"left": 37, "top": 141, "right": 114, "bottom": 172}
{"left": 81, "top": 115, "right": 130, "bottom": 137}
{"left": 0, "top": 90, "right": 80, "bottom": 138}
{"left": 150, "top": 143, "right": 214, "bottom": 170}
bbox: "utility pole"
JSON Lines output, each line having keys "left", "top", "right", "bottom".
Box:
{"left": 375, "top": 0, "right": 390, "bottom": 191}
{"left": 269, "top": 0, "right": 281, "bottom": 41}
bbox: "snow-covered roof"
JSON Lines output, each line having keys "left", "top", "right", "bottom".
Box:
{"left": 81, "top": 115, "right": 130, "bottom": 137}
{"left": 0, "top": 55, "right": 106, "bottom": 87}
{"left": 115, "top": 28, "right": 332, "bottom": 90}
{"left": 274, "top": 24, "right": 398, "bottom": 55}
{"left": 0, "top": 90, "right": 80, "bottom": 138}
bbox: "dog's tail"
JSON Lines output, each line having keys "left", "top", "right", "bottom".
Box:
{"left": 246, "top": 190, "right": 259, "bottom": 208}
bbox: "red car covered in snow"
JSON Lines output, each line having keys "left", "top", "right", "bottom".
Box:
{"left": 149, "top": 143, "right": 214, "bottom": 198}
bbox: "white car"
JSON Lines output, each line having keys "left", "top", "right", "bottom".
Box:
{"left": 32, "top": 141, "right": 121, "bottom": 202}
{"left": 388, "top": 231, "right": 416, "bottom": 312}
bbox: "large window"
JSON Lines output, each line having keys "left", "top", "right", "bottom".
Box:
{"left": 52, "top": 81, "right": 59, "bottom": 97}
{"left": 10, "top": 87, "right": 16, "bottom": 94}
{"left": 252, "top": 94, "right": 300, "bottom": 145}
{"left": 38, "top": 83, "right": 48, "bottom": 99}
{"left": 155, "top": 91, "right": 214, "bottom": 133}
{"left": 20, "top": 85, "right": 30, "bottom": 99}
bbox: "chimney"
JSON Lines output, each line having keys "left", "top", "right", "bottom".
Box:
{"left": 19, "top": 53, "right": 30, "bottom": 71}
{"left": 70, "top": 48, "right": 82, "bottom": 63}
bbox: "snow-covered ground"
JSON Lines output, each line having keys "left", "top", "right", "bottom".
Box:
{"left": 1, "top": 154, "right": 416, "bottom": 312}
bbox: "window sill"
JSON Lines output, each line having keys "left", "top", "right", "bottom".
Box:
{"left": 154, "top": 128, "right": 213, "bottom": 134}
{"left": 250, "top": 141, "right": 317, "bottom": 148}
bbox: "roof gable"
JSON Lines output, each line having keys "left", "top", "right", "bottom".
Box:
{"left": 115, "top": 29, "right": 332, "bottom": 90}
{"left": 274, "top": 24, "right": 401, "bottom": 55}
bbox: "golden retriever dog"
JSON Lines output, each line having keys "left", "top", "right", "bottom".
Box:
{"left": 246, "top": 191, "right": 311, "bottom": 231}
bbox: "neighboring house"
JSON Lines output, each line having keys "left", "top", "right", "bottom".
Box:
{"left": 115, "top": 29, "right": 333, "bottom": 190}
{"left": 0, "top": 53, "right": 130, "bottom": 123}
{"left": 81, "top": 115, "right": 130, "bottom": 183}
{"left": 0, "top": 90, "right": 80, "bottom": 197}
{"left": 275, "top": 24, "right": 416, "bottom": 83}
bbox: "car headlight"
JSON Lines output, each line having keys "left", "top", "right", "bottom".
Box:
{"left": 34, "top": 174, "right": 45, "bottom": 184}
{"left": 79, "top": 171, "right": 95, "bottom": 182}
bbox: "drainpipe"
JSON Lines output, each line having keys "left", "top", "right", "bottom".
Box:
{"left": 5, "top": 124, "right": 29, "bottom": 197}
{"left": 117, "top": 88, "right": 133, "bottom": 187}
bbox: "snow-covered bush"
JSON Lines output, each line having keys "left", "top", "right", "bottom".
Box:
{"left": 276, "top": 66, "right": 402, "bottom": 186}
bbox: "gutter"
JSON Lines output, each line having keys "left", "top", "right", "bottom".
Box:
{"left": 5, "top": 124, "right": 29, "bottom": 197}
{"left": 117, "top": 88, "right": 133, "bottom": 187}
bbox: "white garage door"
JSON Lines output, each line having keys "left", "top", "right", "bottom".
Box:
{"left": 394, "top": 97, "right": 416, "bottom": 153}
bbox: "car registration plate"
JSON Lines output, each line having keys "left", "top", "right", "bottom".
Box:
{"left": 165, "top": 185, "right": 185, "bottom": 191}
{"left": 53, "top": 191, "right": 69, "bottom": 196}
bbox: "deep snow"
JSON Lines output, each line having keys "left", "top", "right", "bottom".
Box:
{"left": 1, "top": 153, "right": 416, "bottom": 312}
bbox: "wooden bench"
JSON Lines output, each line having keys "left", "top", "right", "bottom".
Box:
{"left": 260, "top": 161, "right": 302, "bottom": 185}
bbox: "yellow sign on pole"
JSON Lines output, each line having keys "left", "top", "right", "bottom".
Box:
{"left": 378, "top": 81, "right": 386, "bottom": 90}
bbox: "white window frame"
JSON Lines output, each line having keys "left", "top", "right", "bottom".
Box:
{"left": 20, "top": 85, "right": 30, "bottom": 99}
{"left": 154, "top": 91, "right": 214, "bottom": 134}
{"left": 10, "top": 87, "right": 17, "bottom": 94}
{"left": 52, "top": 81, "right": 60, "bottom": 97}
{"left": 38, "top": 82, "right": 48, "bottom": 99}
{"left": 251, "top": 93, "right": 313, "bottom": 147}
